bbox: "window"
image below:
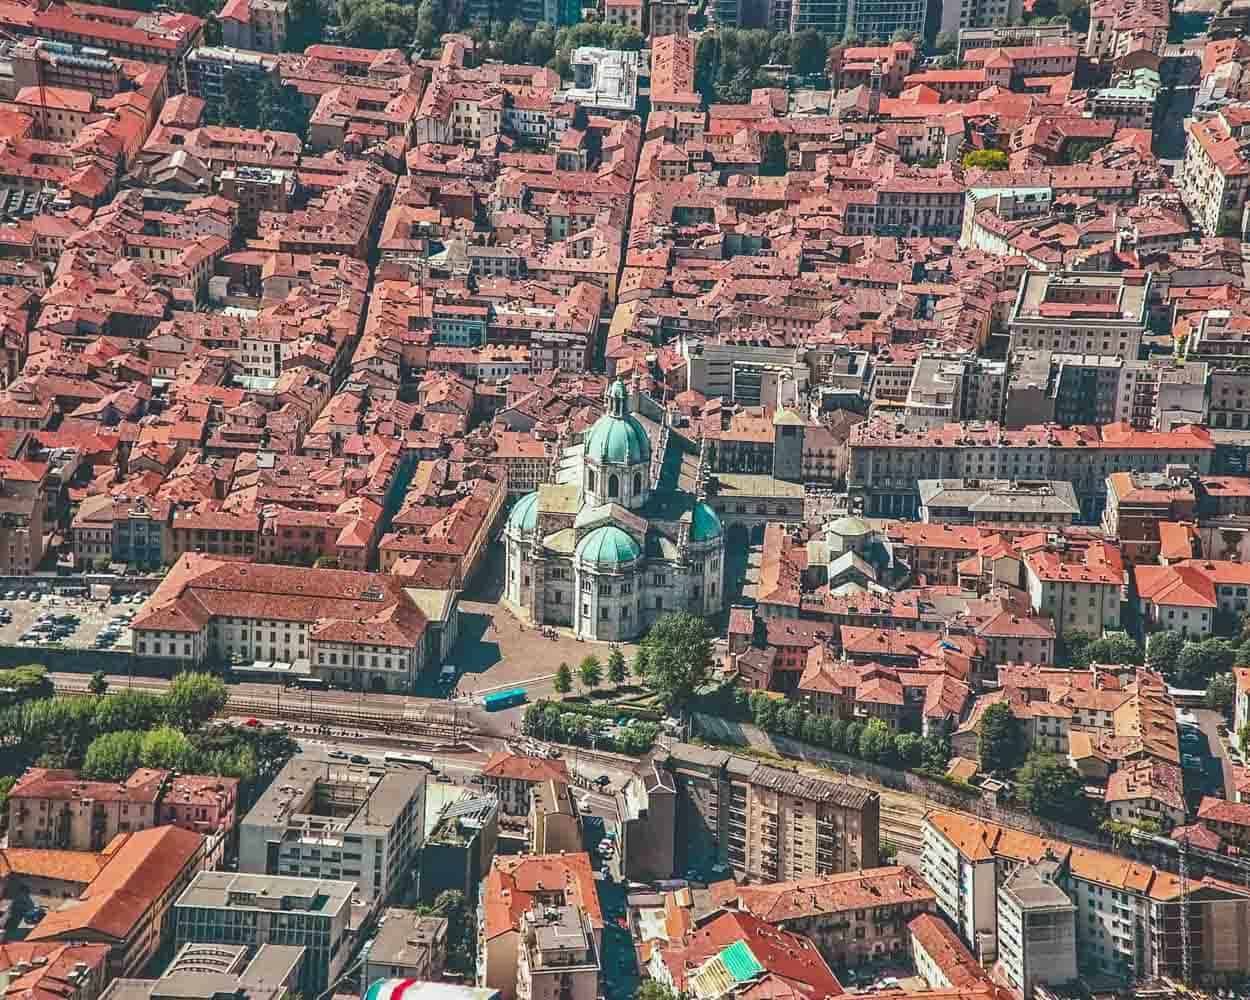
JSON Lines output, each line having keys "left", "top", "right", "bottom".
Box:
{"left": 633, "top": 472, "right": 642, "bottom": 494}
{"left": 608, "top": 474, "right": 619, "bottom": 498}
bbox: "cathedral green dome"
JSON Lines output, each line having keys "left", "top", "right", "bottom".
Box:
{"left": 508, "top": 491, "right": 539, "bottom": 535}
{"left": 691, "top": 502, "right": 723, "bottom": 541}
{"left": 575, "top": 525, "right": 641, "bottom": 566}
{"left": 585, "top": 412, "right": 651, "bottom": 467}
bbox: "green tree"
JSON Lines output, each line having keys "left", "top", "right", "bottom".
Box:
{"left": 787, "top": 28, "right": 828, "bottom": 75}
{"left": 285, "top": 0, "right": 326, "bottom": 50}
{"left": 1061, "top": 137, "right": 1106, "bottom": 164}
{"left": 962, "top": 148, "right": 1009, "bottom": 170}
{"left": 1147, "top": 631, "right": 1185, "bottom": 676}
{"left": 88, "top": 670, "right": 109, "bottom": 697}
{"left": 82, "top": 730, "right": 145, "bottom": 780}
{"left": 828, "top": 718, "right": 847, "bottom": 752}
{"left": 933, "top": 30, "right": 957, "bottom": 52}
{"left": 607, "top": 648, "right": 627, "bottom": 687}
{"left": 1016, "top": 753, "right": 1084, "bottom": 821}
{"left": 579, "top": 655, "right": 602, "bottom": 694}
{"left": 1081, "top": 635, "right": 1143, "bottom": 667}
{"left": 415, "top": 0, "right": 441, "bottom": 50}
{"left": 894, "top": 731, "right": 923, "bottom": 767}
{"left": 0, "top": 665, "right": 53, "bottom": 705}
{"left": 844, "top": 720, "right": 864, "bottom": 756}
{"left": 165, "top": 672, "right": 228, "bottom": 731}
{"left": 1059, "top": 630, "right": 1095, "bottom": 667}
{"left": 93, "top": 689, "right": 165, "bottom": 733}
{"left": 859, "top": 719, "right": 894, "bottom": 762}
{"left": 1206, "top": 673, "right": 1236, "bottom": 717}
{"left": 0, "top": 775, "right": 14, "bottom": 819}
{"left": 337, "top": 0, "right": 414, "bottom": 50}
{"left": 695, "top": 32, "right": 719, "bottom": 104}
{"left": 978, "top": 701, "right": 1023, "bottom": 774}
{"left": 257, "top": 79, "right": 311, "bottom": 138}
{"left": 1176, "top": 639, "right": 1236, "bottom": 688}
{"left": 141, "top": 725, "right": 194, "bottom": 770}
{"left": 879, "top": 839, "right": 899, "bottom": 864}
{"left": 631, "top": 647, "right": 649, "bottom": 680}
{"left": 635, "top": 983, "right": 679, "bottom": 1000}
{"left": 922, "top": 733, "right": 952, "bottom": 771}
{"left": 639, "top": 611, "right": 712, "bottom": 711}
{"left": 554, "top": 662, "right": 573, "bottom": 698}
{"left": 761, "top": 131, "right": 787, "bottom": 176}
{"left": 528, "top": 21, "right": 556, "bottom": 66}
{"left": 427, "top": 889, "right": 474, "bottom": 974}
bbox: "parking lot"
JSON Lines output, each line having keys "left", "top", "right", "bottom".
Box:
{"left": 0, "top": 592, "right": 139, "bottom": 652}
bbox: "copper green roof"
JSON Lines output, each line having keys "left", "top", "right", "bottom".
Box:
{"left": 575, "top": 524, "right": 641, "bottom": 565}
{"left": 584, "top": 411, "right": 651, "bottom": 466}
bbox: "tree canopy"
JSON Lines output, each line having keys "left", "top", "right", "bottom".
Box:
{"left": 639, "top": 611, "right": 713, "bottom": 710}
{"left": 1016, "top": 753, "right": 1084, "bottom": 821}
{"left": 962, "top": 149, "right": 1009, "bottom": 170}
{"left": 978, "top": 701, "right": 1023, "bottom": 774}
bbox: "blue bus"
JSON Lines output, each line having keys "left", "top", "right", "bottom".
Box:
{"left": 483, "top": 688, "right": 526, "bottom": 711}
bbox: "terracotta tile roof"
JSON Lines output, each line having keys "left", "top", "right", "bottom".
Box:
{"left": 0, "top": 848, "right": 109, "bottom": 885}
{"left": 728, "top": 866, "right": 935, "bottom": 922}
{"left": 27, "top": 826, "right": 204, "bottom": 944}
{"left": 481, "top": 752, "right": 570, "bottom": 785}
{"left": 907, "top": 913, "right": 987, "bottom": 987}
{"left": 481, "top": 852, "right": 601, "bottom": 941}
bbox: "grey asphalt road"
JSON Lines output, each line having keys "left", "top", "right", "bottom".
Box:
{"left": 1195, "top": 707, "right": 1237, "bottom": 799}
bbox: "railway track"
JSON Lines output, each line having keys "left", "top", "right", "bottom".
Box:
{"left": 52, "top": 679, "right": 477, "bottom": 742}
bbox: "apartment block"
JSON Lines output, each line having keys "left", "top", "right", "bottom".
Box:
{"left": 516, "top": 906, "right": 599, "bottom": 1000}
{"left": 664, "top": 743, "right": 879, "bottom": 883}
{"left": 847, "top": 418, "right": 1214, "bottom": 519}
{"left": 996, "top": 860, "right": 1078, "bottom": 999}
{"left": 718, "top": 866, "right": 937, "bottom": 966}
{"left": 173, "top": 872, "right": 353, "bottom": 997}
{"left": 1103, "top": 471, "right": 1196, "bottom": 565}
{"left": 1008, "top": 271, "right": 1150, "bottom": 360}
{"left": 477, "top": 854, "right": 602, "bottom": 1000}
{"left": 1179, "top": 105, "right": 1250, "bottom": 238}
{"left": 923, "top": 810, "right": 1250, "bottom": 984}
{"left": 238, "top": 755, "right": 425, "bottom": 907}
{"left": 8, "top": 768, "right": 237, "bottom": 851}
{"left": 1022, "top": 535, "right": 1124, "bottom": 634}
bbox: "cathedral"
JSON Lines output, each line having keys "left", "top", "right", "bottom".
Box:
{"left": 504, "top": 380, "right": 726, "bottom": 642}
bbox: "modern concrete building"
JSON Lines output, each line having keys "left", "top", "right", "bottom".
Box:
{"left": 100, "top": 943, "right": 304, "bottom": 1000}
{"left": 918, "top": 479, "right": 1079, "bottom": 531}
{"left": 997, "top": 860, "right": 1078, "bottom": 999}
{"left": 419, "top": 793, "right": 499, "bottom": 904}
{"left": 238, "top": 756, "right": 425, "bottom": 909}
{"left": 363, "top": 910, "right": 448, "bottom": 984}
{"left": 173, "top": 872, "right": 353, "bottom": 997}
{"left": 1008, "top": 271, "right": 1150, "bottom": 360}
{"left": 923, "top": 810, "right": 1250, "bottom": 984}
{"left": 664, "top": 743, "right": 879, "bottom": 883}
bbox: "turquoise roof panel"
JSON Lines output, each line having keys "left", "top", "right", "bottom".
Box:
{"left": 575, "top": 524, "right": 641, "bottom": 565}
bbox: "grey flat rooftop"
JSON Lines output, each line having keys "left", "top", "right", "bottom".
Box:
{"left": 244, "top": 754, "right": 424, "bottom": 836}
{"left": 176, "top": 871, "right": 354, "bottom": 913}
